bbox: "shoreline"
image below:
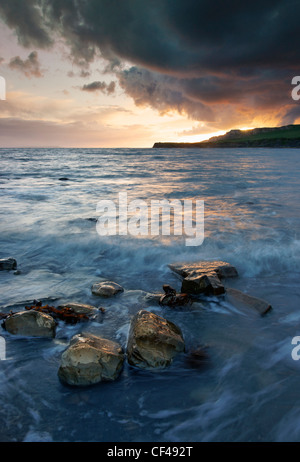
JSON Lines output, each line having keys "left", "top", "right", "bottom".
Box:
{"left": 153, "top": 140, "right": 300, "bottom": 148}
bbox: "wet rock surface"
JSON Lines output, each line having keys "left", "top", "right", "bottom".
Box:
{"left": 168, "top": 260, "right": 238, "bottom": 279}
{"left": 169, "top": 260, "right": 238, "bottom": 295}
{"left": 225, "top": 287, "right": 272, "bottom": 316}
{"left": 57, "top": 302, "right": 103, "bottom": 319}
{"left": 0, "top": 259, "right": 273, "bottom": 390}
{"left": 3, "top": 310, "right": 56, "bottom": 338}
{"left": 58, "top": 332, "right": 125, "bottom": 386}
{"left": 91, "top": 281, "right": 124, "bottom": 297}
{"left": 0, "top": 258, "right": 17, "bottom": 271}
{"left": 182, "top": 273, "right": 225, "bottom": 295}
{"left": 24, "top": 301, "right": 96, "bottom": 324}
{"left": 127, "top": 310, "right": 185, "bottom": 370}
{"left": 159, "top": 284, "right": 192, "bottom": 308}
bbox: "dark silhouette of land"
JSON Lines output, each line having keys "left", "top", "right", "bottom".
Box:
{"left": 153, "top": 124, "right": 300, "bottom": 148}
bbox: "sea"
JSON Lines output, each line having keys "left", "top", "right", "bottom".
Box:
{"left": 0, "top": 147, "right": 299, "bottom": 443}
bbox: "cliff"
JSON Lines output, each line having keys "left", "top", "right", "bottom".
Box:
{"left": 153, "top": 124, "right": 300, "bottom": 148}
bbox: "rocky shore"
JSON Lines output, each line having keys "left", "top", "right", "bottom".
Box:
{"left": 0, "top": 256, "right": 272, "bottom": 387}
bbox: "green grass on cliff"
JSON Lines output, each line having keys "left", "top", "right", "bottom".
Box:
{"left": 153, "top": 124, "right": 300, "bottom": 148}
{"left": 212, "top": 124, "right": 300, "bottom": 144}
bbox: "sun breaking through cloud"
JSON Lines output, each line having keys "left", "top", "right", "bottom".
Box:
{"left": 1, "top": 0, "right": 300, "bottom": 146}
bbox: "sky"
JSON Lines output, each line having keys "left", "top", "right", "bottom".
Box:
{"left": 0, "top": 0, "right": 300, "bottom": 148}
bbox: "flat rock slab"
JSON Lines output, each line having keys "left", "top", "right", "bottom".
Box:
{"left": 168, "top": 261, "right": 238, "bottom": 296}
{"left": 57, "top": 302, "right": 100, "bottom": 317}
{"left": 4, "top": 310, "right": 56, "bottom": 338}
{"left": 91, "top": 281, "right": 124, "bottom": 297}
{"left": 225, "top": 288, "right": 272, "bottom": 316}
{"left": 0, "top": 258, "right": 17, "bottom": 271}
{"left": 168, "top": 261, "right": 238, "bottom": 279}
{"left": 58, "top": 333, "right": 125, "bottom": 386}
{"left": 127, "top": 310, "right": 185, "bottom": 370}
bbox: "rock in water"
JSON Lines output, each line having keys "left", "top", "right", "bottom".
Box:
{"left": 57, "top": 302, "right": 100, "bottom": 317}
{"left": 0, "top": 258, "right": 17, "bottom": 271}
{"left": 168, "top": 261, "right": 238, "bottom": 295}
{"left": 182, "top": 273, "right": 225, "bottom": 295}
{"left": 4, "top": 310, "right": 56, "bottom": 338}
{"left": 58, "top": 333, "right": 124, "bottom": 386}
{"left": 91, "top": 281, "right": 124, "bottom": 297}
{"left": 127, "top": 310, "right": 185, "bottom": 370}
{"left": 225, "top": 288, "right": 272, "bottom": 316}
{"left": 184, "top": 346, "right": 210, "bottom": 369}
{"left": 159, "top": 285, "right": 192, "bottom": 308}
{"left": 168, "top": 261, "right": 238, "bottom": 278}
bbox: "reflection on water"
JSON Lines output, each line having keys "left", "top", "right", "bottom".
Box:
{"left": 0, "top": 147, "right": 300, "bottom": 442}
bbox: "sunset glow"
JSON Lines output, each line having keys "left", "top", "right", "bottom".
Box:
{"left": 0, "top": 1, "right": 299, "bottom": 148}
{"left": 1, "top": 1, "right": 300, "bottom": 444}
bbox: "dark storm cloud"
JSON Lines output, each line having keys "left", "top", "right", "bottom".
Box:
{"left": 117, "top": 67, "right": 215, "bottom": 121}
{"left": 20, "top": 0, "right": 299, "bottom": 75}
{"left": 0, "top": 0, "right": 52, "bottom": 48}
{"left": 1, "top": 0, "right": 300, "bottom": 124}
{"left": 9, "top": 51, "right": 44, "bottom": 78}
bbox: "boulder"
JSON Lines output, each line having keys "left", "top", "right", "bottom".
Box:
{"left": 168, "top": 260, "right": 238, "bottom": 296}
{"left": 127, "top": 310, "right": 185, "bottom": 370}
{"left": 182, "top": 273, "right": 225, "bottom": 295}
{"left": 91, "top": 281, "right": 124, "bottom": 297}
{"left": 58, "top": 333, "right": 124, "bottom": 386}
{"left": 225, "top": 288, "right": 272, "bottom": 316}
{"left": 4, "top": 310, "right": 56, "bottom": 338}
{"left": 0, "top": 258, "right": 17, "bottom": 271}
{"left": 57, "top": 302, "right": 100, "bottom": 317}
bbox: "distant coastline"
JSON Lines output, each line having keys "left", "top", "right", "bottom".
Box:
{"left": 153, "top": 124, "right": 300, "bottom": 148}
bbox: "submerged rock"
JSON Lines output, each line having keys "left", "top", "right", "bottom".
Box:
{"left": 184, "top": 346, "right": 210, "bottom": 369}
{"left": 0, "top": 258, "right": 17, "bottom": 271}
{"left": 25, "top": 302, "right": 94, "bottom": 324}
{"left": 225, "top": 288, "right": 272, "bottom": 316}
{"left": 127, "top": 310, "right": 185, "bottom": 370}
{"left": 91, "top": 281, "right": 124, "bottom": 297}
{"left": 3, "top": 310, "right": 56, "bottom": 338}
{"left": 142, "top": 292, "right": 162, "bottom": 304}
{"left": 57, "top": 302, "right": 101, "bottom": 318}
{"left": 58, "top": 333, "right": 125, "bottom": 386}
{"left": 168, "top": 260, "right": 238, "bottom": 296}
{"left": 85, "top": 217, "right": 97, "bottom": 223}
